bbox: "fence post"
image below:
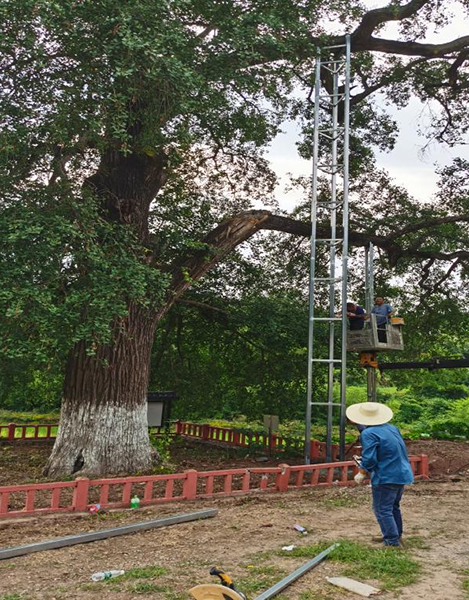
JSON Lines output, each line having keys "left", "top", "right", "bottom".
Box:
{"left": 201, "top": 424, "right": 210, "bottom": 441}
{"left": 419, "top": 454, "right": 429, "bottom": 478}
{"left": 174, "top": 420, "right": 182, "bottom": 435}
{"left": 183, "top": 470, "right": 198, "bottom": 500}
{"left": 73, "top": 477, "right": 90, "bottom": 512}
{"left": 7, "top": 424, "right": 16, "bottom": 442}
{"left": 309, "top": 440, "right": 318, "bottom": 460}
{"left": 276, "top": 464, "right": 291, "bottom": 492}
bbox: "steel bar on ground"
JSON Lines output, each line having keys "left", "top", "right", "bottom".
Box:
{"left": 0, "top": 509, "right": 218, "bottom": 560}
{"left": 254, "top": 543, "right": 339, "bottom": 600}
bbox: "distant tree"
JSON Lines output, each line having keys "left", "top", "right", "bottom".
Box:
{"left": 1, "top": 0, "right": 468, "bottom": 475}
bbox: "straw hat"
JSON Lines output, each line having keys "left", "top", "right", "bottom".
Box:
{"left": 346, "top": 402, "right": 393, "bottom": 426}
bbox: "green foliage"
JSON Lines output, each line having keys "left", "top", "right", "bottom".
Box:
{"left": 150, "top": 292, "right": 319, "bottom": 422}
{"left": 0, "top": 409, "right": 59, "bottom": 424}
{"left": 0, "top": 192, "right": 169, "bottom": 363}
{"left": 149, "top": 430, "right": 172, "bottom": 463}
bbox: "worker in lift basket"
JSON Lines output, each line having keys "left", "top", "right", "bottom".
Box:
{"left": 346, "top": 402, "right": 413, "bottom": 548}
{"left": 346, "top": 302, "right": 366, "bottom": 330}
{"left": 371, "top": 297, "right": 394, "bottom": 342}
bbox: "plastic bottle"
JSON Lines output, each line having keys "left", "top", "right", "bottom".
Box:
{"left": 293, "top": 524, "right": 308, "bottom": 535}
{"left": 91, "top": 570, "right": 125, "bottom": 582}
{"left": 130, "top": 495, "right": 140, "bottom": 509}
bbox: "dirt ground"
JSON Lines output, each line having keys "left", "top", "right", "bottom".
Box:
{"left": 1, "top": 439, "right": 469, "bottom": 599}
{"left": 0, "top": 480, "right": 468, "bottom": 600}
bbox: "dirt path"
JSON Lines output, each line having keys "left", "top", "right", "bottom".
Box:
{"left": 0, "top": 479, "right": 468, "bottom": 599}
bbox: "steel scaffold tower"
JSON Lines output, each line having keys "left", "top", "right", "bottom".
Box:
{"left": 305, "top": 36, "right": 351, "bottom": 464}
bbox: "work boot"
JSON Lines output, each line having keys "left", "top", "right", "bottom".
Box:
{"left": 371, "top": 536, "right": 383, "bottom": 543}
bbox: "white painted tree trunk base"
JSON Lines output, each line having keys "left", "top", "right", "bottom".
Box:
{"left": 44, "top": 400, "right": 157, "bottom": 477}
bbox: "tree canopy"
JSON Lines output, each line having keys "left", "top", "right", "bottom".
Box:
{"left": 1, "top": 0, "right": 468, "bottom": 474}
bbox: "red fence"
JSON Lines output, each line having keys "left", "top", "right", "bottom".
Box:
{"left": 0, "top": 423, "right": 59, "bottom": 442}
{"left": 0, "top": 421, "right": 359, "bottom": 461}
{"left": 0, "top": 423, "right": 167, "bottom": 442}
{"left": 0, "top": 455, "right": 429, "bottom": 519}
{"left": 0, "top": 421, "right": 350, "bottom": 461}
{"left": 175, "top": 421, "right": 353, "bottom": 460}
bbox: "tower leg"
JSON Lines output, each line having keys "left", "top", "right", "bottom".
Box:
{"left": 360, "top": 352, "right": 378, "bottom": 403}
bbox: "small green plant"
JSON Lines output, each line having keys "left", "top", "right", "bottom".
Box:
{"left": 149, "top": 429, "right": 172, "bottom": 462}
{"left": 0, "top": 595, "right": 26, "bottom": 600}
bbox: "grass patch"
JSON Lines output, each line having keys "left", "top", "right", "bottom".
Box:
{"left": 122, "top": 565, "right": 168, "bottom": 579}
{"left": 79, "top": 584, "right": 101, "bottom": 592}
{"left": 238, "top": 564, "right": 287, "bottom": 595}
{"left": 128, "top": 582, "right": 168, "bottom": 594}
{"left": 403, "top": 536, "right": 431, "bottom": 550}
{"left": 461, "top": 568, "right": 469, "bottom": 598}
{"left": 0, "top": 595, "right": 27, "bottom": 600}
{"left": 163, "top": 593, "right": 188, "bottom": 600}
{"left": 279, "top": 540, "right": 420, "bottom": 591}
{"left": 319, "top": 494, "right": 363, "bottom": 509}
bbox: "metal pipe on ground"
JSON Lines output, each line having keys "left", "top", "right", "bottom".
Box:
{"left": 253, "top": 543, "right": 339, "bottom": 600}
{"left": 0, "top": 508, "right": 218, "bottom": 560}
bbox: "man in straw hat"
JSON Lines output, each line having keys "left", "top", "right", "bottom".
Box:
{"left": 346, "top": 402, "right": 414, "bottom": 547}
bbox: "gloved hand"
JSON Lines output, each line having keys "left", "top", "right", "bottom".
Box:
{"left": 354, "top": 471, "right": 366, "bottom": 485}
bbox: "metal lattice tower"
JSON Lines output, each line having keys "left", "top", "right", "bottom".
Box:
{"left": 305, "top": 36, "right": 351, "bottom": 464}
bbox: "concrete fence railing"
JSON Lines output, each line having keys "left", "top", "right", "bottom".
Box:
{"left": 0, "top": 455, "right": 429, "bottom": 519}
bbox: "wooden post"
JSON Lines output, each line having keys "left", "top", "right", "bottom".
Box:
{"left": 183, "top": 470, "right": 198, "bottom": 500}
{"left": 73, "top": 478, "right": 90, "bottom": 512}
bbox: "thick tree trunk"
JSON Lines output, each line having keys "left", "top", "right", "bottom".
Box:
{"left": 44, "top": 304, "right": 159, "bottom": 477}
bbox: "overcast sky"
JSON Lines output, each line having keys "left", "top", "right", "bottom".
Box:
{"left": 267, "top": 3, "right": 469, "bottom": 211}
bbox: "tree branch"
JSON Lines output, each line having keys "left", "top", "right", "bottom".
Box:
{"left": 156, "top": 208, "right": 469, "bottom": 321}
{"left": 359, "top": 35, "right": 469, "bottom": 57}
{"left": 352, "top": 0, "right": 431, "bottom": 42}
{"left": 386, "top": 214, "right": 469, "bottom": 240}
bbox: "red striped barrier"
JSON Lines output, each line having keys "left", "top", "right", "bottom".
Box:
{"left": 0, "top": 455, "right": 428, "bottom": 519}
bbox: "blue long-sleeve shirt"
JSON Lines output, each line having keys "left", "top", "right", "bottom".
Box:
{"left": 360, "top": 423, "right": 414, "bottom": 486}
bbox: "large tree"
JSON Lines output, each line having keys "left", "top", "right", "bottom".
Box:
{"left": 1, "top": 0, "right": 468, "bottom": 475}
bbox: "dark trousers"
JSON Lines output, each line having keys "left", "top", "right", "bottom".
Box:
{"left": 377, "top": 326, "right": 387, "bottom": 343}
{"left": 372, "top": 484, "right": 405, "bottom": 546}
